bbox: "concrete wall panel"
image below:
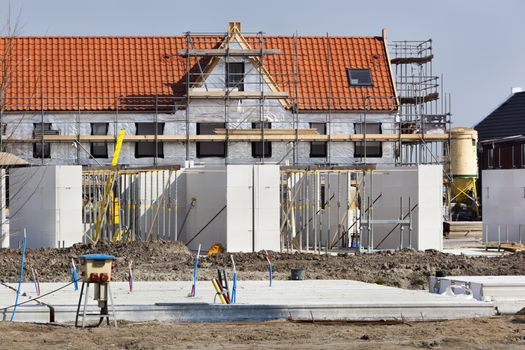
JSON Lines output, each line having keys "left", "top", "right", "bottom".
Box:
{"left": 482, "top": 169, "right": 525, "bottom": 242}
{"left": 10, "top": 166, "right": 82, "bottom": 248}
{"left": 182, "top": 168, "right": 227, "bottom": 251}
{"left": 253, "top": 165, "right": 280, "bottom": 252}
{"left": 360, "top": 165, "right": 443, "bottom": 251}
{"left": 417, "top": 165, "right": 443, "bottom": 250}
{"left": 227, "top": 165, "right": 254, "bottom": 252}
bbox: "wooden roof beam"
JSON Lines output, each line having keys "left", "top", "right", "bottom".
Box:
{"left": 4, "top": 133, "right": 449, "bottom": 143}
{"left": 178, "top": 49, "right": 281, "bottom": 57}
{"left": 187, "top": 90, "right": 289, "bottom": 99}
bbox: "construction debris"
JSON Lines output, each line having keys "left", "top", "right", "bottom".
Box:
{"left": 484, "top": 242, "right": 525, "bottom": 253}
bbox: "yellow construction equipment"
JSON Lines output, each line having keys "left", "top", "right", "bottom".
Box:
{"left": 94, "top": 129, "right": 126, "bottom": 242}
{"left": 111, "top": 130, "right": 125, "bottom": 167}
{"left": 207, "top": 243, "right": 225, "bottom": 256}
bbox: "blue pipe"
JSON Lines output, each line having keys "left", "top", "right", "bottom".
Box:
{"left": 71, "top": 265, "right": 79, "bottom": 291}
{"left": 192, "top": 245, "right": 201, "bottom": 297}
{"left": 192, "top": 258, "right": 198, "bottom": 296}
{"left": 269, "top": 263, "right": 273, "bottom": 287}
{"left": 231, "top": 272, "right": 237, "bottom": 303}
{"left": 11, "top": 231, "right": 27, "bottom": 321}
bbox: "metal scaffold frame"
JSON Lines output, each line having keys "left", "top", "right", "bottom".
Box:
{"left": 0, "top": 27, "right": 451, "bottom": 170}
{"left": 82, "top": 166, "right": 179, "bottom": 243}
{"left": 279, "top": 166, "right": 416, "bottom": 252}
{"left": 390, "top": 39, "right": 451, "bottom": 169}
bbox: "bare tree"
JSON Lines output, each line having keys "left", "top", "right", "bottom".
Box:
{"left": 0, "top": 5, "right": 23, "bottom": 248}
{"left": 0, "top": 5, "right": 23, "bottom": 151}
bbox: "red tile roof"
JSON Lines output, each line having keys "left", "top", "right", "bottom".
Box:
{"left": 0, "top": 35, "right": 397, "bottom": 112}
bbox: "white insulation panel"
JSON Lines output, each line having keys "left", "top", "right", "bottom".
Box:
{"left": 482, "top": 169, "right": 525, "bottom": 242}
{"left": 9, "top": 166, "right": 82, "bottom": 248}
{"left": 226, "top": 164, "right": 280, "bottom": 252}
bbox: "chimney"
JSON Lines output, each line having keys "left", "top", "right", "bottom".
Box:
{"left": 228, "top": 22, "right": 242, "bottom": 34}
{"left": 511, "top": 86, "right": 523, "bottom": 94}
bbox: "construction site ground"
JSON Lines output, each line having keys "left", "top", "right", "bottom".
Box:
{"left": 1, "top": 241, "right": 525, "bottom": 348}
{"left": 0, "top": 316, "right": 524, "bottom": 349}
{"left": 1, "top": 240, "right": 524, "bottom": 289}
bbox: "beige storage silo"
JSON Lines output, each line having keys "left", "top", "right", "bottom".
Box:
{"left": 450, "top": 128, "right": 478, "bottom": 178}
{"left": 449, "top": 128, "right": 478, "bottom": 211}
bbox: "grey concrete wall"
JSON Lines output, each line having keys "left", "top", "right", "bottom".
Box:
{"left": 177, "top": 167, "right": 227, "bottom": 251}
{"left": 175, "top": 165, "right": 281, "bottom": 253}
{"left": 360, "top": 165, "right": 443, "bottom": 251}
{"left": 9, "top": 165, "right": 82, "bottom": 248}
{"left": 482, "top": 169, "right": 525, "bottom": 242}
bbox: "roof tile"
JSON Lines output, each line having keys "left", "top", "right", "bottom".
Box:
{"left": 0, "top": 35, "right": 396, "bottom": 112}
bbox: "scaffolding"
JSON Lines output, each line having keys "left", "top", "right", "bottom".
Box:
{"left": 279, "top": 167, "right": 363, "bottom": 252}
{"left": 0, "top": 31, "right": 451, "bottom": 169}
{"left": 390, "top": 39, "right": 451, "bottom": 168}
{"left": 173, "top": 26, "right": 451, "bottom": 168}
{"left": 82, "top": 166, "right": 179, "bottom": 242}
{"left": 279, "top": 166, "right": 420, "bottom": 252}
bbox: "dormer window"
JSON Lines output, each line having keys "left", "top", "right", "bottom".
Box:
{"left": 347, "top": 68, "right": 373, "bottom": 87}
{"left": 226, "top": 62, "right": 245, "bottom": 91}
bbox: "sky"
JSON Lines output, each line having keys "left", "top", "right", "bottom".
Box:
{"left": 2, "top": 0, "right": 525, "bottom": 127}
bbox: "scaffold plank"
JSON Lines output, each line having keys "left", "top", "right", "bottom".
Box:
{"left": 4, "top": 133, "right": 449, "bottom": 143}
{"left": 187, "top": 90, "right": 289, "bottom": 99}
{"left": 178, "top": 49, "right": 281, "bottom": 57}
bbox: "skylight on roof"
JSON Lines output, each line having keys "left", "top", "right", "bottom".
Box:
{"left": 347, "top": 68, "right": 373, "bottom": 87}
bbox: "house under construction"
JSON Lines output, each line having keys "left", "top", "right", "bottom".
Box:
{"left": 0, "top": 22, "right": 449, "bottom": 168}
{"left": 1, "top": 22, "right": 450, "bottom": 252}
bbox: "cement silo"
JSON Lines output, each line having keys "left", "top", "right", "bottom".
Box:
{"left": 449, "top": 127, "right": 479, "bottom": 220}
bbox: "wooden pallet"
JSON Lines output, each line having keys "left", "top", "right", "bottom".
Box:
{"left": 444, "top": 221, "right": 482, "bottom": 239}
{"left": 484, "top": 242, "right": 525, "bottom": 252}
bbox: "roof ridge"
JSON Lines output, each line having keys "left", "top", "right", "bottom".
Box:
{"left": 0, "top": 35, "right": 187, "bottom": 39}
{"left": 0, "top": 35, "right": 382, "bottom": 39}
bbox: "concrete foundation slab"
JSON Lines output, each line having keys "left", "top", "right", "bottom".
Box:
{"left": 429, "top": 275, "right": 525, "bottom": 314}
{"left": 442, "top": 247, "right": 506, "bottom": 257}
{"left": 0, "top": 280, "right": 495, "bottom": 323}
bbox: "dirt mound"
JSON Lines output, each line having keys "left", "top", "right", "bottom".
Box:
{"left": 0, "top": 240, "right": 194, "bottom": 283}
{"left": 1, "top": 242, "right": 525, "bottom": 289}
{"left": 205, "top": 249, "right": 525, "bottom": 288}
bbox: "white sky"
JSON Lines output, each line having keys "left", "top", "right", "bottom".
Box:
{"left": 3, "top": 0, "right": 525, "bottom": 127}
